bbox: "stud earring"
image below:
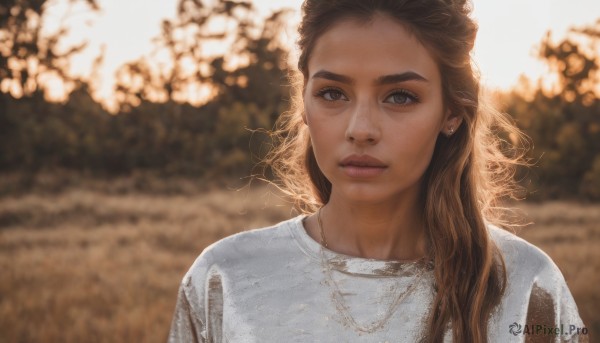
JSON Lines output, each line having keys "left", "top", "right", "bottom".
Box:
{"left": 448, "top": 127, "right": 454, "bottom": 135}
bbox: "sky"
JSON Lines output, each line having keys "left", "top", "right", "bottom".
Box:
{"left": 51, "top": 0, "right": 600, "bottom": 105}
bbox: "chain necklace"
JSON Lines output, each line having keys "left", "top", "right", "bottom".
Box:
{"left": 317, "top": 208, "right": 427, "bottom": 334}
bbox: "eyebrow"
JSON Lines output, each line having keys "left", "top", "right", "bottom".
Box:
{"left": 311, "top": 70, "right": 429, "bottom": 85}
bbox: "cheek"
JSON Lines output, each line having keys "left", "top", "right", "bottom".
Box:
{"left": 305, "top": 98, "right": 342, "bottom": 140}
{"left": 304, "top": 101, "right": 343, "bottom": 173}
{"left": 386, "top": 112, "right": 442, "bottom": 164}
{"left": 389, "top": 129, "right": 436, "bottom": 166}
{"left": 307, "top": 118, "right": 335, "bottom": 161}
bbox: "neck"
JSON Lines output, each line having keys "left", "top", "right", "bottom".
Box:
{"left": 317, "top": 188, "right": 427, "bottom": 261}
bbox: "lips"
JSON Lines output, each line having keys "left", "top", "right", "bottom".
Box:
{"left": 340, "top": 154, "right": 387, "bottom": 167}
{"left": 339, "top": 154, "right": 387, "bottom": 178}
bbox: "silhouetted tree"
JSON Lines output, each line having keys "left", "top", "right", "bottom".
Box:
{"left": 113, "top": 0, "right": 291, "bottom": 177}
{"left": 503, "top": 19, "right": 600, "bottom": 200}
{"left": 0, "top": 0, "right": 98, "bottom": 97}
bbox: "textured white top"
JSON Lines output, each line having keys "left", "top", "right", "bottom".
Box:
{"left": 168, "top": 215, "right": 586, "bottom": 342}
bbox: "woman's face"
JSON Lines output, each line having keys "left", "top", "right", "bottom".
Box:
{"left": 304, "top": 14, "right": 459, "bottom": 204}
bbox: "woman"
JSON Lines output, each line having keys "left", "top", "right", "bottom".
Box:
{"left": 169, "top": 0, "right": 586, "bottom": 342}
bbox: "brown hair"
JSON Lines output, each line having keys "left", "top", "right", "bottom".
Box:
{"left": 266, "top": 0, "right": 528, "bottom": 341}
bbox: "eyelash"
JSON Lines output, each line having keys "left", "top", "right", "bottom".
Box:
{"left": 385, "top": 89, "right": 420, "bottom": 105}
{"left": 314, "top": 87, "right": 420, "bottom": 105}
{"left": 315, "top": 87, "right": 346, "bottom": 101}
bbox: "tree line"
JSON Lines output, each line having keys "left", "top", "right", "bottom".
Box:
{"left": 500, "top": 21, "right": 600, "bottom": 200}
{"left": 1, "top": 0, "right": 290, "bottom": 180}
{"left": 0, "top": 0, "right": 599, "bottom": 199}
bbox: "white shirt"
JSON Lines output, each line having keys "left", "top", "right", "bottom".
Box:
{"left": 168, "top": 215, "right": 586, "bottom": 342}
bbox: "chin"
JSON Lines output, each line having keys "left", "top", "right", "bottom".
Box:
{"left": 337, "top": 184, "right": 403, "bottom": 204}
{"left": 330, "top": 176, "right": 423, "bottom": 205}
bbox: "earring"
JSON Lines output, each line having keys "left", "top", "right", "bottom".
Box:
{"left": 447, "top": 127, "right": 454, "bottom": 136}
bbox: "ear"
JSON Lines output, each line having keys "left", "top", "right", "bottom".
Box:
{"left": 441, "top": 110, "right": 463, "bottom": 137}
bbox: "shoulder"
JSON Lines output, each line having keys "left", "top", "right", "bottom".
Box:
{"left": 176, "top": 215, "right": 303, "bottom": 318}
{"left": 168, "top": 217, "right": 303, "bottom": 341}
{"left": 199, "top": 215, "right": 300, "bottom": 264}
{"left": 181, "top": 215, "right": 302, "bottom": 286}
{"left": 487, "top": 224, "right": 586, "bottom": 340}
{"left": 487, "top": 224, "right": 563, "bottom": 279}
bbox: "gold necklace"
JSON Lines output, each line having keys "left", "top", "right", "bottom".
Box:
{"left": 317, "top": 208, "right": 427, "bottom": 333}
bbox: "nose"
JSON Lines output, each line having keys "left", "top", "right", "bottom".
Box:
{"left": 345, "top": 102, "right": 381, "bottom": 145}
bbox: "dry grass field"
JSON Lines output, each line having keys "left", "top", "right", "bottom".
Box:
{"left": 0, "top": 176, "right": 598, "bottom": 342}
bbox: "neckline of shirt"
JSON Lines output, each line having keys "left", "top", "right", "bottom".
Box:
{"left": 286, "top": 215, "right": 432, "bottom": 277}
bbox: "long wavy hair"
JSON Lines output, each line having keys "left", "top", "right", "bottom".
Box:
{"left": 265, "top": 0, "right": 528, "bottom": 341}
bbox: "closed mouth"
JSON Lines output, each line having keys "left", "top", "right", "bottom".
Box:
{"left": 339, "top": 155, "right": 387, "bottom": 168}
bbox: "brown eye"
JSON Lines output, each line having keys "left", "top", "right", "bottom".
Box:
{"left": 316, "top": 88, "right": 348, "bottom": 101}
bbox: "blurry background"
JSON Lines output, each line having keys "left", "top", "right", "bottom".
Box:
{"left": 0, "top": 0, "right": 598, "bottom": 342}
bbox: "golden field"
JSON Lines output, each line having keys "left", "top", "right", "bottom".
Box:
{"left": 0, "top": 176, "right": 598, "bottom": 342}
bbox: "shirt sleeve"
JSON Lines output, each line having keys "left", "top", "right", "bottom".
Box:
{"left": 167, "top": 244, "right": 226, "bottom": 343}
{"left": 488, "top": 225, "right": 589, "bottom": 342}
{"left": 524, "top": 259, "right": 588, "bottom": 342}
{"left": 167, "top": 276, "right": 207, "bottom": 343}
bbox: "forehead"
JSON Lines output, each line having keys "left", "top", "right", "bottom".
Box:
{"left": 307, "top": 14, "right": 440, "bottom": 83}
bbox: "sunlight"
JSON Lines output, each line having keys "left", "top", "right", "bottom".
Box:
{"left": 33, "top": 0, "right": 600, "bottom": 105}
